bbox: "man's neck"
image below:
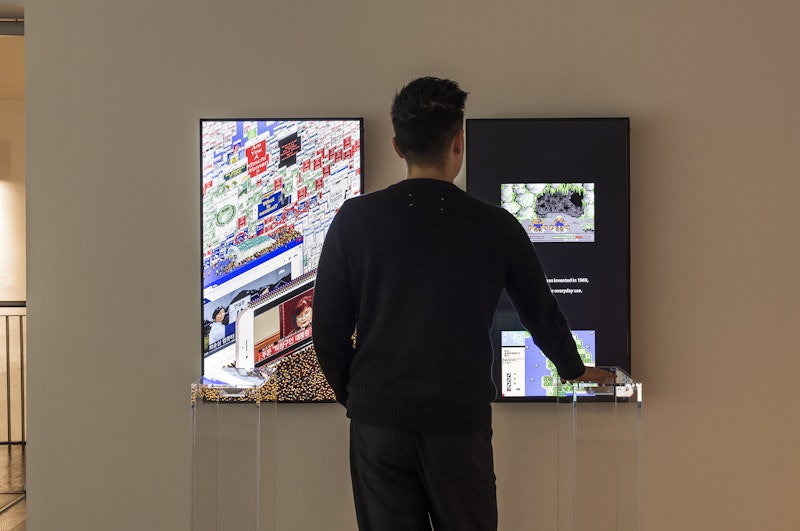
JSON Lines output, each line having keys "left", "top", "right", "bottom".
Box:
{"left": 405, "top": 164, "right": 456, "bottom": 183}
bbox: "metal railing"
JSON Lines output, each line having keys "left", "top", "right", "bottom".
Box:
{"left": 0, "top": 302, "right": 26, "bottom": 444}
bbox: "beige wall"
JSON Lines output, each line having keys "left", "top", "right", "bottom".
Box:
{"left": 24, "top": 1, "right": 800, "bottom": 530}
{"left": 0, "top": 36, "right": 25, "bottom": 302}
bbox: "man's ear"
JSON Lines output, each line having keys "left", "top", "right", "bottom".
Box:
{"left": 392, "top": 137, "right": 405, "bottom": 159}
{"left": 452, "top": 129, "right": 465, "bottom": 156}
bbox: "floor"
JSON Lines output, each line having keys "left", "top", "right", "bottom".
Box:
{"left": 0, "top": 445, "right": 25, "bottom": 531}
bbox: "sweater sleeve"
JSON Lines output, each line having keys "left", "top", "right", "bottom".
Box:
{"left": 501, "top": 214, "right": 586, "bottom": 381}
{"left": 312, "top": 203, "right": 358, "bottom": 405}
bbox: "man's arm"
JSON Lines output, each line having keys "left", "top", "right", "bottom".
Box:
{"left": 501, "top": 215, "right": 586, "bottom": 381}
{"left": 312, "top": 206, "right": 358, "bottom": 405}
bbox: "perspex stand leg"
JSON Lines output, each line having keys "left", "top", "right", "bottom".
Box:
{"left": 556, "top": 368, "right": 642, "bottom": 531}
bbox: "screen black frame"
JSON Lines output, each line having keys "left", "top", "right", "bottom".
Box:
{"left": 465, "top": 117, "right": 630, "bottom": 402}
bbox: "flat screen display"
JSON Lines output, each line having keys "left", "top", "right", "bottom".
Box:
{"left": 200, "top": 118, "right": 363, "bottom": 380}
{"left": 466, "top": 118, "right": 630, "bottom": 400}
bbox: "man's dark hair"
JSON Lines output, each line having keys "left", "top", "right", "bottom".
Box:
{"left": 391, "top": 77, "right": 468, "bottom": 167}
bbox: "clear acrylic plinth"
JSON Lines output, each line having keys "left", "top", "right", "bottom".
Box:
{"left": 190, "top": 366, "right": 641, "bottom": 530}
{"left": 555, "top": 367, "right": 643, "bottom": 531}
{"left": 191, "top": 369, "right": 277, "bottom": 531}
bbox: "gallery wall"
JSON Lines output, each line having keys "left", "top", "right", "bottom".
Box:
{"left": 24, "top": 1, "right": 800, "bottom": 529}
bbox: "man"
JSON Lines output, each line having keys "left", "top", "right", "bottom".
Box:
{"left": 312, "top": 76, "right": 610, "bottom": 531}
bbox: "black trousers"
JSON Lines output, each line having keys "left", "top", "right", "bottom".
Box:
{"left": 349, "top": 420, "right": 498, "bottom": 531}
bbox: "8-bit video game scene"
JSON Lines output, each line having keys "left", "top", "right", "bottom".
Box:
{"left": 501, "top": 183, "right": 595, "bottom": 242}
{"left": 500, "top": 330, "right": 595, "bottom": 398}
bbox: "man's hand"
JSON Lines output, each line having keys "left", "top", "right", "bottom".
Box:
{"left": 569, "top": 366, "right": 617, "bottom": 385}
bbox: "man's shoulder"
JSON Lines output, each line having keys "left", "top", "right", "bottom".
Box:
{"left": 336, "top": 191, "right": 379, "bottom": 214}
{"left": 337, "top": 183, "right": 518, "bottom": 224}
{"left": 337, "top": 185, "right": 399, "bottom": 211}
{"left": 329, "top": 191, "right": 385, "bottom": 228}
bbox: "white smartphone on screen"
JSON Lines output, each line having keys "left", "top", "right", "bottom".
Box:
{"left": 235, "top": 307, "right": 255, "bottom": 369}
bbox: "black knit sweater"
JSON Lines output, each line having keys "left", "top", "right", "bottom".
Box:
{"left": 312, "top": 178, "right": 585, "bottom": 433}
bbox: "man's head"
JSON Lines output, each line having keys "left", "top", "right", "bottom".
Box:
{"left": 391, "top": 77, "right": 468, "bottom": 169}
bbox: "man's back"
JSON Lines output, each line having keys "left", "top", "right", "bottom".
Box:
{"left": 313, "top": 177, "right": 583, "bottom": 433}
{"left": 311, "top": 76, "right": 590, "bottom": 531}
